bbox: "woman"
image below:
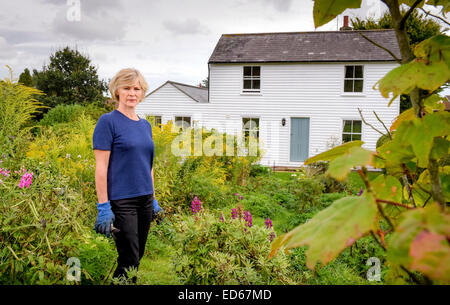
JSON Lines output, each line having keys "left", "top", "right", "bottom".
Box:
{"left": 92, "top": 68, "right": 155, "bottom": 282}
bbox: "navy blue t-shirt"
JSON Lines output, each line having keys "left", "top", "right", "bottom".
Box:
{"left": 93, "top": 110, "right": 155, "bottom": 201}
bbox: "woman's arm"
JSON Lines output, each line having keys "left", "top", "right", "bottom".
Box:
{"left": 151, "top": 168, "right": 155, "bottom": 197}
{"left": 94, "top": 149, "right": 111, "bottom": 203}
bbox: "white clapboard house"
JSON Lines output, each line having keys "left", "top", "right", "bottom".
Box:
{"left": 136, "top": 28, "right": 401, "bottom": 169}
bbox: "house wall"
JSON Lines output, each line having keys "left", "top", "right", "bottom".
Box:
{"left": 138, "top": 62, "right": 400, "bottom": 167}
{"left": 207, "top": 62, "right": 400, "bottom": 167}
{"left": 135, "top": 83, "right": 207, "bottom": 127}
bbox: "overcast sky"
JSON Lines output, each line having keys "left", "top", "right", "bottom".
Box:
{"left": 0, "top": 0, "right": 448, "bottom": 93}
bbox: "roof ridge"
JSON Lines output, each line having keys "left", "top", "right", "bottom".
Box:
{"left": 167, "top": 80, "right": 208, "bottom": 90}
{"left": 221, "top": 29, "right": 395, "bottom": 36}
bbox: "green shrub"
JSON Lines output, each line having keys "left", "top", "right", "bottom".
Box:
{"left": 172, "top": 210, "right": 298, "bottom": 285}
{"left": 39, "top": 104, "right": 85, "bottom": 126}
{"left": 0, "top": 70, "right": 44, "bottom": 160}
{"left": 249, "top": 164, "right": 269, "bottom": 177}
{"left": 292, "top": 178, "right": 324, "bottom": 212}
{"left": 240, "top": 193, "right": 285, "bottom": 220}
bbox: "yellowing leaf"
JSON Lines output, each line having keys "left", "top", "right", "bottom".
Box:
{"left": 313, "top": 0, "right": 362, "bottom": 28}
{"left": 409, "top": 230, "right": 450, "bottom": 282}
{"left": 372, "top": 175, "right": 403, "bottom": 202}
{"left": 305, "top": 140, "right": 363, "bottom": 165}
{"left": 269, "top": 193, "right": 378, "bottom": 270}
{"left": 388, "top": 203, "right": 450, "bottom": 281}
{"left": 327, "top": 146, "right": 374, "bottom": 181}
{"left": 390, "top": 108, "right": 415, "bottom": 132}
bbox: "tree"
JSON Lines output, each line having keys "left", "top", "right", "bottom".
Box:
{"left": 18, "top": 68, "right": 33, "bottom": 87}
{"left": 201, "top": 77, "right": 209, "bottom": 88}
{"left": 352, "top": 9, "right": 444, "bottom": 112}
{"left": 271, "top": 0, "right": 450, "bottom": 285}
{"left": 32, "top": 47, "right": 108, "bottom": 117}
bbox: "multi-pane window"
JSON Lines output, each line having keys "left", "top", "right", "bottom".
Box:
{"left": 243, "top": 66, "right": 261, "bottom": 93}
{"left": 175, "top": 116, "right": 191, "bottom": 131}
{"left": 146, "top": 115, "right": 162, "bottom": 129}
{"left": 344, "top": 65, "right": 363, "bottom": 93}
{"left": 342, "top": 120, "right": 362, "bottom": 142}
{"left": 242, "top": 118, "right": 259, "bottom": 141}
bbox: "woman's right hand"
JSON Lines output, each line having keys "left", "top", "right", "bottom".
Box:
{"left": 94, "top": 201, "right": 115, "bottom": 237}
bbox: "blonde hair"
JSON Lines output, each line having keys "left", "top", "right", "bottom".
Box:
{"left": 109, "top": 68, "right": 149, "bottom": 102}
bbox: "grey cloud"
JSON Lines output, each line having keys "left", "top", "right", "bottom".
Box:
{"left": 262, "top": 0, "right": 293, "bottom": 12}
{"left": 163, "top": 18, "right": 210, "bottom": 36}
{"left": 51, "top": 5, "right": 127, "bottom": 41}
{"left": 0, "top": 37, "right": 17, "bottom": 59}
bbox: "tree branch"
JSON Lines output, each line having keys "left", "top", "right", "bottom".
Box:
{"left": 373, "top": 111, "right": 392, "bottom": 139}
{"left": 358, "top": 33, "right": 402, "bottom": 64}
{"left": 358, "top": 108, "right": 386, "bottom": 137}
{"left": 402, "top": 163, "right": 417, "bottom": 207}
{"left": 400, "top": 0, "right": 423, "bottom": 30}
{"left": 419, "top": 7, "right": 450, "bottom": 27}
{"left": 376, "top": 198, "right": 416, "bottom": 209}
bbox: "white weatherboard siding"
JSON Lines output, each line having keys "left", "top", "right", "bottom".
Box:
{"left": 135, "top": 83, "right": 207, "bottom": 126}
{"left": 208, "top": 62, "right": 400, "bottom": 167}
{"left": 138, "top": 62, "right": 400, "bottom": 167}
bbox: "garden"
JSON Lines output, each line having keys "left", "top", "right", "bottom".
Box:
{"left": 1, "top": 0, "right": 449, "bottom": 286}
{"left": 0, "top": 82, "right": 389, "bottom": 284}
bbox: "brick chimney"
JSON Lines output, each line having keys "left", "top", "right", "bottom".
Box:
{"left": 340, "top": 15, "right": 352, "bottom": 31}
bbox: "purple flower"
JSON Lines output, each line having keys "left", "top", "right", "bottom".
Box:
{"left": 0, "top": 168, "right": 10, "bottom": 177}
{"left": 269, "top": 231, "right": 276, "bottom": 242}
{"left": 234, "top": 193, "right": 239, "bottom": 196}
{"left": 357, "top": 188, "right": 363, "bottom": 196}
{"left": 265, "top": 217, "right": 273, "bottom": 229}
{"left": 239, "top": 195, "right": 243, "bottom": 200}
{"left": 243, "top": 210, "right": 252, "bottom": 228}
{"left": 191, "top": 196, "right": 202, "bottom": 215}
{"left": 231, "top": 208, "right": 238, "bottom": 219}
{"left": 219, "top": 212, "right": 224, "bottom": 223}
{"left": 18, "top": 171, "right": 34, "bottom": 189}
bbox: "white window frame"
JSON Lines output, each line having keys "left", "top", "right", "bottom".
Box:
{"left": 242, "top": 66, "right": 261, "bottom": 94}
{"left": 342, "top": 65, "right": 365, "bottom": 95}
{"left": 174, "top": 116, "right": 191, "bottom": 131}
{"left": 342, "top": 119, "right": 363, "bottom": 143}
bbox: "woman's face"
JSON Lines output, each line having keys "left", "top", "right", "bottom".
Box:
{"left": 117, "top": 79, "right": 143, "bottom": 108}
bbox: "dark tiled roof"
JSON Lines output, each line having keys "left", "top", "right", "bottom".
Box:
{"left": 208, "top": 29, "right": 401, "bottom": 63}
{"left": 146, "top": 81, "right": 208, "bottom": 103}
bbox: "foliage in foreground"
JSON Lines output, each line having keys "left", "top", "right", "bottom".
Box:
{"left": 271, "top": 0, "right": 450, "bottom": 285}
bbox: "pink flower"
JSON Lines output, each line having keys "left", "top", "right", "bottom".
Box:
{"left": 265, "top": 217, "right": 273, "bottom": 229}
{"left": 231, "top": 208, "right": 238, "bottom": 219}
{"left": 18, "top": 172, "right": 34, "bottom": 189}
{"left": 191, "top": 196, "right": 202, "bottom": 215}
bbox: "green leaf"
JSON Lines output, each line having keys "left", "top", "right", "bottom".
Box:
{"left": 390, "top": 108, "right": 415, "bottom": 132}
{"left": 327, "top": 146, "right": 374, "bottom": 181}
{"left": 423, "top": 94, "right": 446, "bottom": 112}
{"left": 430, "top": 137, "right": 450, "bottom": 160}
{"left": 313, "top": 0, "right": 362, "bottom": 28}
{"left": 377, "top": 60, "right": 449, "bottom": 104}
{"left": 387, "top": 203, "right": 450, "bottom": 281}
{"left": 379, "top": 112, "right": 450, "bottom": 168}
{"left": 377, "top": 35, "right": 450, "bottom": 103}
{"left": 269, "top": 193, "right": 378, "bottom": 270}
{"left": 372, "top": 175, "right": 403, "bottom": 202}
{"left": 409, "top": 111, "right": 450, "bottom": 167}
{"left": 305, "top": 140, "right": 363, "bottom": 165}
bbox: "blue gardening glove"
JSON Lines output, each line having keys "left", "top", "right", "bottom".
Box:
{"left": 94, "top": 201, "right": 115, "bottom": 237}
{"left": 153, "top": 198, "right": 162, "bottom": 214}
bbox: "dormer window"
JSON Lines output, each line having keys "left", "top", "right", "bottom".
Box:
{"left": 344, "top": 65, "right": 363, "bottom": 93}
{"left": 243, "top": 66, "right": 260, "bottom": 93}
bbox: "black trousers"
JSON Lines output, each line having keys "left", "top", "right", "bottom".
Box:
{"left": 110, "top": 194, "right": 154, "bottom": 281}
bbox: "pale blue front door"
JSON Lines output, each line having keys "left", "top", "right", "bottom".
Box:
{"left": 290, "top": 118, "right": 310, "bottom": 162}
